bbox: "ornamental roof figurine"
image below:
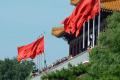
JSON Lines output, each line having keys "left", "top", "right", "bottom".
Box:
{"left": 70, "top": 0, "right": 80, "bottom": 6}
{"left": 52, "top": 0, "right": 120, "bottom": 38}
{"left": 52, "top": 26, "right": 64, "bottom": 37}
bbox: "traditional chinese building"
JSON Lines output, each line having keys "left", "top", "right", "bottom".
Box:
{"left": 52, "top": 0, "right": 120, "bottom": 57}
{"left": 32, "top": 0, "right": 120, "bottom": 79}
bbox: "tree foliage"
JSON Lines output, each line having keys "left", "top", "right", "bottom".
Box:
{"left": 41, "top": 63, "right": 89, "bottom": 80}
{"left": 41, "top": 12, "right": 120, "bottom": 80}
{"left": 0, "top": 58, "right": 34, "bottom": 80}
{"left": 87, "top": 12, "right": 120, "bottom": 80}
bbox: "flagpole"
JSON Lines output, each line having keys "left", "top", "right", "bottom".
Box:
{"left": 43, "top": 52, "right": 47, "bottom": 68}
{"left": 38, "top": 56, "right": 40, "bottom": 70}
{"left": 37, "top": 56, "right": 39, "bottom": 70}
{"left": 87, "top": 20, "right": 90, "bottom": 47}
{"left": 43, "top": 32, "right": 47, "bottom": 68}
{"left": 98, "top": 0, "right": 101, "bottom": 38}
{"left": 41, "top": 54, "right": 43, "bottom": 71}
{"left": 93, "top": 17, "right": 95, "bottom": 48}
{"left": 36, "top": 33, "right": 44, "bottom": 72}
{"left": 39, "top": 55, "right": 41, "bottom": 71}
{"left": 39, "top": 55, "right": 40, "bottom": 70}
{"left": 83, "top": 23, "right": 85, "bottom": 50}
{"left": 36, "top": 56, "right": 38, "bottom": 70}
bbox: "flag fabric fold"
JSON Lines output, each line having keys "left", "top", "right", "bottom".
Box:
{"left": 63, "top": 0, "right": 100, "bottom": 37}
{"left": 17, "top": 36, "right": 44, "bottom": 62}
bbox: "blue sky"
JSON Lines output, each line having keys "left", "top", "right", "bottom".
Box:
{"left": 0, "top": 0, "right": 74, "bottom": 65}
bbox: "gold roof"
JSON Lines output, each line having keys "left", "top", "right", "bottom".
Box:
{"left": 101, "top": 0, "right": 120, "bottom": 11}
{"left": 70, "top": 0, "right": 80, "bottom": 6}
{"left": 52, "top": 0, "right": 120, "bottom": 37}
{"left": 52, "top": 26, "right": 64, "bottom": 37}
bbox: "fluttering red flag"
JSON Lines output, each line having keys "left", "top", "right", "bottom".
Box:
{"left": 63, "top": 0, "right": 100, "bottom": 37}
{"left": 17, "top": 36, "right": 44, "bottom": 62}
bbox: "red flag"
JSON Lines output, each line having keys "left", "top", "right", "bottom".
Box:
{"left": 63, "top": 0, "right": 100, "bottom": 37}
{"left": 17, "top": 36, "right": 44, "bottom": 62}
{"left": 30, "top": 36, "right": 44, "bottom": 59}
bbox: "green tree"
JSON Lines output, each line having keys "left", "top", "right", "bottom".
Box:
{"left": 87, "top": 12, "right": 120, "bottom": 80}
{"left": 0, "top": 58, "right": 34, "bottom": 80}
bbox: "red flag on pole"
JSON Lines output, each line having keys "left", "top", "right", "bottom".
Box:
{"left": 17, "top": 36, "right": 44, "bottom": 62}
{"left": 30, "top": 36, "right": 44, "bottom": 59}
{"left": 63, "top": 0, "right": 100, "bottom": 37}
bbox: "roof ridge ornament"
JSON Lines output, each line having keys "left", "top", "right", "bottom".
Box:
{"left": 70, "top": 0, "right": 81, "bottom": 6}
